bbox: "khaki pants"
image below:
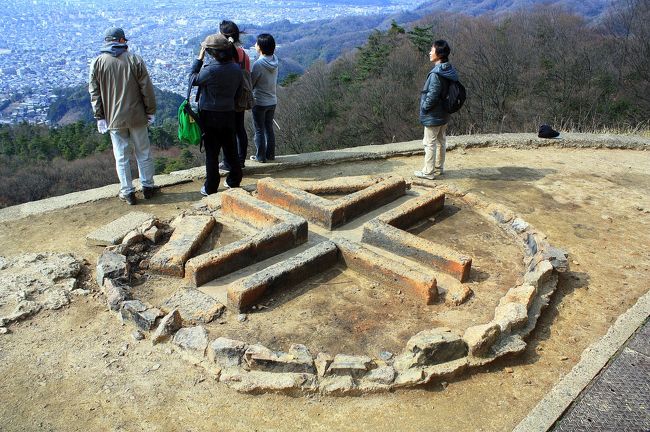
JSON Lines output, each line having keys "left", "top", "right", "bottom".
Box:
{"left": 421, "top": 124, "right": 447, "bottom": 175}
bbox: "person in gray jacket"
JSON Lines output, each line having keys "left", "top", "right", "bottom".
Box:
{"left": 414, "top": 39, "right": 459, "bottom": 180}
{"left": 250, "top": 33, "right": 278, "bottom": 163}
{"left": 89, "top": 27, "right": 157, "bottom": 205}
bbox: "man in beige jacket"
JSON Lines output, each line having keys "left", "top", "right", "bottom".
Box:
{"left": 89, "top": 27, "right": 157, "bottom": 205}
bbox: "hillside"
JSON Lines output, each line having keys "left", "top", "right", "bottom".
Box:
{"left": 47, "top": 85, "right": 184, "bottom": 126}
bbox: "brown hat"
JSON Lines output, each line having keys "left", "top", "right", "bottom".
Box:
{"left": 201, "top": 34, "right": 233, "bottom": 50}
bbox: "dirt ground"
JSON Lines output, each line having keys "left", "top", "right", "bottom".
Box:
{"left": 1, "top": 145, "right": 649, "bottom": 431}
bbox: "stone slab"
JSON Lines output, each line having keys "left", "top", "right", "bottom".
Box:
{"left": 86, "top": 212, "right": 155, "bottom": 246}
{"left": 161, "top": 288, "right": 225, "bottom": 324}
{"left": 149, "top": 215, "right": 215, "bottom": 277}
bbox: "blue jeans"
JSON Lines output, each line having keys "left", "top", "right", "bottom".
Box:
{"left": 109, "top": 126, "right": 154, "bottom": 197}
{"left": 252, "top": 104, "right": 276, "bottom": 161}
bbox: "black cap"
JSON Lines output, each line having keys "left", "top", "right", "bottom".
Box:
{"left": 104, "top": 27, "right": 128, "bottom": 42}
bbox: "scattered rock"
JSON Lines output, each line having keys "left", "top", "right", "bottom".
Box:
{"left": 132, "top": 330, "right": 145, "bottom": 341}
{"left": 172, "top": 326, "right": 209, "bottom": 357}
{"left": 237, "top": 314, "right": 247, "bottom": 323}
{"left": 96, "top": 252, "right": 128, "bottom": 286}
{"left": 161, "top": 288, "right": 225, "bottom": 324}
{"left": 151, "top": 310, "right": 182, "bottom": 345}
{"left": 143, "top": 226, "right": 162, "bottom": 244}
{"left": 327, "top": 354, "right": 374, "bottom": 379}
{"left": 404, "top": 328, "right": 468, "bottom": 367}
{"left": 122, "top": 231, "right": 144, "bottom": 247}
{"left": 463, "top": 323, "right": 501, "bottom": 357}
{"left": 207, "top": 337, "right": 248, "bottom": 368}
{"left": 120, "top": 300, "right": 162, "bottom": 331}
{"left": 446, "top": 285, "right": 473, "bottom": 306}
{"left": 102, "top": 279, "right": 130, "bottom": 311}
{"left": 315, "top": 353, "right": 333, "bottom": 377}
{"left": 378, "top": 351, "right": 394, "bottom": 361}
{"left": 0, "top": 327, "right": 9, "bottom": 335}
{"left": 319, "top": 375, "right": 355, "bottom": 395}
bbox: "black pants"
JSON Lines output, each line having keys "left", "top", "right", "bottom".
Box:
{"left": 200, "top": 110, "right": 242, "bottom": 194}
{"left": 222, "top": 110, "right": 248, "bottom": 170}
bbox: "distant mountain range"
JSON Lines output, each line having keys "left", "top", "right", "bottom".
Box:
{"left": 51, "top": 0, "right": 614, "bottom": 125}
{"left": 237, "top": 0, "right": 612, "bottom": 75}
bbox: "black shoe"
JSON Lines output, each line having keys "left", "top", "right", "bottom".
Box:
{"left": 143, "top": 186, "right": 156, "bottom": 199}
{"left": 119, "top": 192, "right": 136, "bottom": 205}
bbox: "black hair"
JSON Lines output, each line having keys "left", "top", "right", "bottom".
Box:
{"left": 220, "top": 20, "right": 242, "bottom": 43}
{"left": 433, "top": 39, "right": 451, "bottom": 63}
{"left": 206, "top": 46, "right": 236, "bottom": 63}
{"left": 256, "top": 33, "right": 275, "bottom": 55}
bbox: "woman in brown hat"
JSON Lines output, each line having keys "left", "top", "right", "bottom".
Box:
{"left": 189, "top": 33, "right": 243, "bottom": 196}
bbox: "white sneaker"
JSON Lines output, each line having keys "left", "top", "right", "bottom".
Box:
{"left": 413, "top": 170, "right": 436, "bottom": 180}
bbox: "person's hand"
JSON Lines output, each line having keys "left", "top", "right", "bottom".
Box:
{"left": 198, "top": 46, "right": 206, "bottom": 60}
{"left": 147, "top": 114, "right": 155, "bottom": 126}
{"left": 97, "top": 119, "right": 108, "bottom": 134}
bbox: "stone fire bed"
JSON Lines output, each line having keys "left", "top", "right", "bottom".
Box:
{"left": 94, "top": 179, "right": 568, "bottom": 396}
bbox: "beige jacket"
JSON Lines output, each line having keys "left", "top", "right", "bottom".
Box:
{"left": 89, "top": 51, "right": 156, "bottom": 129}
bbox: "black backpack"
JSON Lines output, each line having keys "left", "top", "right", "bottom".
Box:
{"left": 437, "top": 73, "right": 466, "bottom": 114}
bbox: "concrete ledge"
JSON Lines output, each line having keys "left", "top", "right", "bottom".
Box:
{"left": 513, "top": 289, "right": 650, "bottom": 432}
{"left": 227, "top": 241, "right": 339, "bottom": 312}
{"left": 334, "top": 237, "right": 438, "bottom": 304}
